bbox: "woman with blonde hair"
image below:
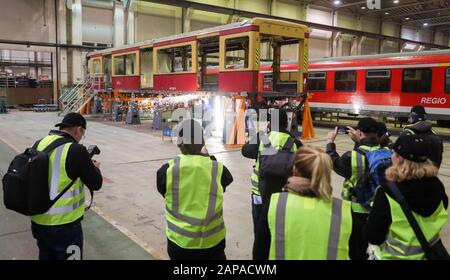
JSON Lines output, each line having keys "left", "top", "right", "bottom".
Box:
{"left": 364, "top": 134, "right": 448, "bottom": 260}
{"left": 253, "top": 146, "right": 354, "bottom": 260}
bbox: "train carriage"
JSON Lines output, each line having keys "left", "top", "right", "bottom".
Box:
{"left": 86, "top": 17, "right": 310, "bottom": 99}
{"left": 307, "top": 50, "right": 450, "bottom": 122}
{"left": 259, "top": 50, "right": 450, "bottom": 123}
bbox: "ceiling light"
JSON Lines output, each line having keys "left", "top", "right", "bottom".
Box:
{"left": 423, "top": 23, "right": 429, "bottom": 26}
{"left": 361, "top": 6, "right": 366, "bottom": 9}
{"left": 385, "top": 12, "right": 390, "bottom": 15}
{"left": 405, "top": 17, "right": 410, "bottom": 20}
{"left": 393, "top": 0, "right": 399, "bottom": 4}
{"left": 333, "top": 0, "right": 341, "bottom": 5}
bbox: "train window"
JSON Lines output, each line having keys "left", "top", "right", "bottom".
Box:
{"left": 365, "top": 70, "right": 391, "bottom": 92}
{"left": 334, "top": 71, "right": 356, "bottom": 92}
{"left": 114, "top": 56, "right": 125, "bottom": 75}
{"left": 402, "top": 68, "right": 432, "bottom": 93}
{"left": 225, "top": 36, "right": 249, "bottom": 70}
{"left": 113, "top": 53, "right": 137, "bottom": 75}
{"left": 307, "top": 72, "right": 326, "bottom": 91}
{"left": 157, "top": 45, "right": 192, "bottom": 73}
{"left": 445, "top": 68, "right": 450, "bottom": 93}
{"left": 125, "top": 54, "right": 136, "bottom": 75}
{"left": 93, "top": 59, "right": 101, "bottom": 74}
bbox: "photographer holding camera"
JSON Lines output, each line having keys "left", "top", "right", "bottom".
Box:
{"left": 30, "top": 113, "right": 103, "bottom": 260}
{"left": 326, "top": 117, "right": 380, "bottom": 260}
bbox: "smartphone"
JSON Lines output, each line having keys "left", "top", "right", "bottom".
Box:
{"left": 337, "top": 127, "right": 349, "bottom": 135}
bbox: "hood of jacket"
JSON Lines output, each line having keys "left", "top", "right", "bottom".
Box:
{"left": 406, "top": 121, "right": 433, "bottom": 134}
{"left": 385, "top": 177, "right": 448, "bottom": 217}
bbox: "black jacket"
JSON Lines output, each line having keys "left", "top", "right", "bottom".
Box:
{"left": 364, "top": 177, "right": 448, "bottom": 245}
{"left": 47, "top": 130, "right": 103, "bottom": 191}
{"left": 401, "top": 121, "right": 443, "bottom": 168}
{"left": 326, "top": 136, "right": 379, "bottom": 180}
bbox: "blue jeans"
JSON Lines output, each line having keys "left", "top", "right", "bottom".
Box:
{"left": 31, "top": 220, "right": 83, "bottom": 260}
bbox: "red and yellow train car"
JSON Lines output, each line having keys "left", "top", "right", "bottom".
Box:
{"left": 86, "top": 17, "right": 310, "bottom": 99}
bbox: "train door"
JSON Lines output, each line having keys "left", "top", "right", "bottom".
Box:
{"left": 103, "top": 55, "right": 112, "bottom": 89}
{"left": 140, "top": 48, "right": 153, "bottom": 89}
{"left": 198, "top": 35, "right": 219, "bottom": 91}
{"left": 260, "top": 37, "right": 300, "bottom": 94}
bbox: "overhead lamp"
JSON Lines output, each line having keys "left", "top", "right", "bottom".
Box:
{"left": 405, "top": 17, "right": 410, "bottom": 20}
{"left": 333, "top": 0, "right": 341, "bottom": 5}
{"left": 423, "top": 23, "right": 429, "bottom": 26}
{"left": 361, "top": 6, "right": 366, "bottom": 9}
{"left": 393, "top": 0, "right": 399, "bottom": 4}
{"left": 385, "top": 12, "right": 389, "bottom": 15}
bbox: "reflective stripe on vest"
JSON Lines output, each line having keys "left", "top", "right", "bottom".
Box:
{"left": 269, "top": 192, "right": 352, "bottom": 260}
{"left": 251, "top": 167, "right": 260, "bottom": 196}
{"left": 165, "top": 155, "right": 225, "bottom": 249}
{"left": 31, "top": 135, "right": 84, "bottom": 226}
{"left": 344, "top": 145, "right": 380, "bottom": 214}
{"left": 379, "top": 193, "right": 448, "bottom": 260}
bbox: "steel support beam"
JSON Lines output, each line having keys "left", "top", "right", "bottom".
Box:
{"left": 0, "top": 39, "right": 104, "bottom": 50}
{"left": 140, "top": 0, "right": 448, "bottom": 49}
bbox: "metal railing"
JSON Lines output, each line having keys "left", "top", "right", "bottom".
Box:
{"left": 59, "top": 74, "right": 103, "bottom": 115}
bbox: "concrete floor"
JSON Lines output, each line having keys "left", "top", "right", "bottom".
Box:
{"left": 0, "top": 111, "right": 449, "bottom": 260}
{"left": 0, "top": 139, "right": 154, "bottom": 260}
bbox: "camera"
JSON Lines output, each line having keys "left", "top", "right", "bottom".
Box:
{"left": 87, "top": 145, "right": 101, "bottom": 158}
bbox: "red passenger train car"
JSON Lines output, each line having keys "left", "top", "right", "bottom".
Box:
{"left": 261, "top": 50, "right": 450, "bottom": 122}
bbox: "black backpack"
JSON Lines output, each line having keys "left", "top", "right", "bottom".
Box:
{"left": 259, "top": 137, "right": 295, "bottom": 179}
{"left": 258, "top": 136, "right": 295, "bottom": 202}
{"left": 2, "top": 137, "right": 76, "bottom": 216}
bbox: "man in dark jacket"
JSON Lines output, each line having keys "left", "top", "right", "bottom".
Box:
{"left": 326, "top": 117, "right": 380, "bottom": 260}
{"left": 31, "top": 113, "right": 103, "bottom": 260}
{"left": 401, "top": 105, "right": 443, "bottom": 168}
{"left": 157, "top": 119, "right": 233, "bottom": 260}
{"left": 242, "top": 109, "right": 302, "bottom": 234}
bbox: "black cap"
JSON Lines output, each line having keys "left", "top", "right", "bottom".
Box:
{"left": 175, "top": 119, "right": 204, "bottom": 145}
{"left": 409, "top": 105, "right": 426, "bottom": 122}
{"left": 411, "top": 105, "right": 427, "bottom": 115}
{"left": 55, "top": 113, "right": 87, "bottom": 129}
{"left": 392, "top": 134, "right": 428, "bottom": 163}
{"left": 376, "top": 122, "right": 388, "bottom": 138}
{"left": 356, "top": 117, "right": 378, "bottom": 134}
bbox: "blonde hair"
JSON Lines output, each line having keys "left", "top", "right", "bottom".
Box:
{"left": 385, "top": 153, "right": 438, "bottom": 182}
{"left": 293, "top": 146, "right": 333, "bottom": 199}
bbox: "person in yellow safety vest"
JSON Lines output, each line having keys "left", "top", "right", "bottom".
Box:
{"left": 401, "top": 105, "right": 443, "bottom": 168}
{"left": 254, "top": 146, "right": 353, "bottom": 260}
{"left": 364, "top": 134, "right": 448, "bottom": 260}
{"left": 242, "top": 109, "right": 302, "bottom": 250}
{"left": 326, "top": 117, "right": 380, "bottom": 260}
{"left": 31, "top": 113, "right": 103, "bottom": 260}
{"left": 156, "top": 119, "right": 233, "bottom": 260}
